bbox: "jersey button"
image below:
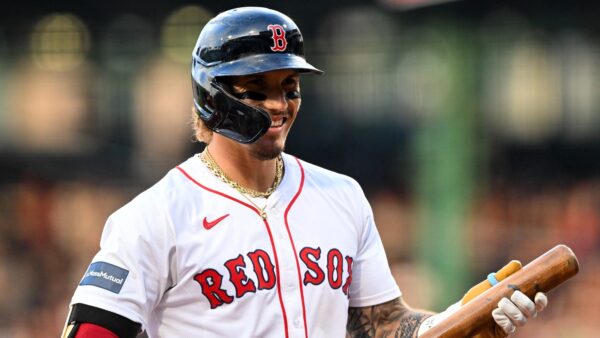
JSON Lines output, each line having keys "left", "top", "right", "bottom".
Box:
{"left": 294, "top": 317, "right": 302, "bottom": 328}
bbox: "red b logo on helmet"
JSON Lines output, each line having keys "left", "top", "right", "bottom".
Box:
{"left": 267, "top": 24, "right": 287, "bottom": 52}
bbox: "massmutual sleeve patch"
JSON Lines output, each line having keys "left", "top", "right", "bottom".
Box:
{"left": 80, "top": 261, "right": 129, "bottom": 294}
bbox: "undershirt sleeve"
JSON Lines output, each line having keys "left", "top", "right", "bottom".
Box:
{"left": 73, "top": 323, "right": 119, "bottom": 338}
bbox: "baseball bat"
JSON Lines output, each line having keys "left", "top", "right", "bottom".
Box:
{"left": 420, "top": 244, "right": 579, "bottom": 338}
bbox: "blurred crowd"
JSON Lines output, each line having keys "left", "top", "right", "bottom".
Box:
{"left": 384, "top": 178, "right": 600, "bottom": 338}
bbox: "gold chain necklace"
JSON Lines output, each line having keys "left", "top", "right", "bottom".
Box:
{"left": 199, "top": 149, "right": 283, "bottom": 219}
{"left": 200, "top": 149, "right": 283, "bottom": 218}
{"left": 239, "top": 193, "right": 269, "bottom": 220}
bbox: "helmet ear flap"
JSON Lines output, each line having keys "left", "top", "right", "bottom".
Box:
{"left": 199, "top": 80, "right": 271, "bottom": 144}
{"left": 192, "top": 78, "right": 221, "bottom": 127}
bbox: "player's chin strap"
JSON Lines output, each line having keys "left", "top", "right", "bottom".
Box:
{"left": 417, "top": 261, "right": 522, "bottom": 336}
{"left": 61, "top": 303, "right": 142, "bottom": 338}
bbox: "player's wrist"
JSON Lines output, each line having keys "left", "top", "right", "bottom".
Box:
{"left": 416, "top": 301, "right": 461, "bottom": 336}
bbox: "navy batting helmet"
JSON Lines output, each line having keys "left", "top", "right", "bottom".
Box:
{"left": 191, "top": 7, "right": 322, "bottom": 144}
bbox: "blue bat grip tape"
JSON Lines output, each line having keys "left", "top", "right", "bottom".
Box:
{"left": 487, "top": 272, "right": 499, "bottom": 286}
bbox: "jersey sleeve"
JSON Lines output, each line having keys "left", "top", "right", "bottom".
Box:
{"left": 347, "top": 181, "right": 401, "bottom": 307}
{"left": 70, "top": 190, "right": 177, "bottom": 331}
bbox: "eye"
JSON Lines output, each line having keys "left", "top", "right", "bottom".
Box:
{"left": 283, "top": 76, "right": 299, "bottom": 86}
{"left": 286, "top": 90, "right": 301, "bottom": 100}
{"left": 236, "top": 91, "right": 267, "bottom": 101}
{"left": 283, "top": 75, "right": 300, "bottom": 100}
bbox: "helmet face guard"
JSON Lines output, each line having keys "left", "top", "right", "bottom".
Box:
{"left": 191, "top": 7, "right": 322, "bottom": 144}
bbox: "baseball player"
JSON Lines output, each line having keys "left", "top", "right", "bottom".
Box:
{"left": 63, "top": 7, "right": 548, "bottom": 338}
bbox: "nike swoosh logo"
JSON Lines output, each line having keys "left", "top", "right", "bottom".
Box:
{"left": 203, "top": 214, "right": 230, "bottom": 230}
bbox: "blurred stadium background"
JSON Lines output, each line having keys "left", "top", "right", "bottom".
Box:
{"left": 0, "top": 0, "right": 599, "bottom": 337}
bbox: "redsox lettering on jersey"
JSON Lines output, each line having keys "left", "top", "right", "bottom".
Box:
{"left": 193, "top": 246, "right": 354, "bottom": 309}
{"left": 176, "top": 155, "right": 359, "bottom": 315}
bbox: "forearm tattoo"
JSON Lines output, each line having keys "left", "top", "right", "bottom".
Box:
{"left": 346, "top": 297, "right": 433, "bottom": 338}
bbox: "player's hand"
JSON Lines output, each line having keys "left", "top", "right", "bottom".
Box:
{"left": 417, "top": 261, "right": 522, "bottom": 337}
{"left": 466, "top": 261, "right": 548, "bottom": 337}
{"left": 491, "top": 291, "right": 548, "bottom": 335}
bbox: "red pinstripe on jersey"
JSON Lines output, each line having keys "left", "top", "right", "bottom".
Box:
{"left": 283, "top": 157, "right": 308, "bottom": 338}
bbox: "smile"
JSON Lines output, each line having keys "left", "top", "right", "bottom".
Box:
{"left": 270, "top": 117, "right": 287, "bottom": 128}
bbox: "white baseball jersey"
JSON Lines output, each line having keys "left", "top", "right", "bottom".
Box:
{"left": 70, "top": 153, "right": 401, "bottom": 338}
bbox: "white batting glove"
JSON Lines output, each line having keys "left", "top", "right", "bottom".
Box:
{"left": 492, "top": 291, "right": 548, "bottom": 335}
{"left": 417, "top": 302, "right": 461, "bottom": 336}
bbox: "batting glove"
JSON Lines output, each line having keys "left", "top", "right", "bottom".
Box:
{"left": 492, "top": 291, "right": 548, "bottom": 335}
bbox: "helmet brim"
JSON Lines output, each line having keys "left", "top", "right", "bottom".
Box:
{"left": 208, "top": 53, "right": 323, "bottom": 78}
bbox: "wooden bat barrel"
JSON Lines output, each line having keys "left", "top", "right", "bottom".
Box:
{"left": 420, "top": 244, "right": 579, "bottom": 338}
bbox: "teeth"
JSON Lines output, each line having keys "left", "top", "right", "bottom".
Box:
{"left": 271, "top": 119, "right": 284, "bottom": 127}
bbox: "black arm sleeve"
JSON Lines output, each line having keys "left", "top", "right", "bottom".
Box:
{"left": 67, "top": 303, "right": 142, "bottom": 338}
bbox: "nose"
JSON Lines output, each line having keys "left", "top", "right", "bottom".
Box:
{"left": 262, "top": 89, "right": 288, "bottom": 113}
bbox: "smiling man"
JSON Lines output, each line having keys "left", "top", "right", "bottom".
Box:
{"left": 63, "top": 7, "right": 547, "bottom": 338}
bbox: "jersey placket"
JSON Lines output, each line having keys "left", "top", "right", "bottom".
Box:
{"left": 266, "top": 189, "right": 307, "bottom": 338}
